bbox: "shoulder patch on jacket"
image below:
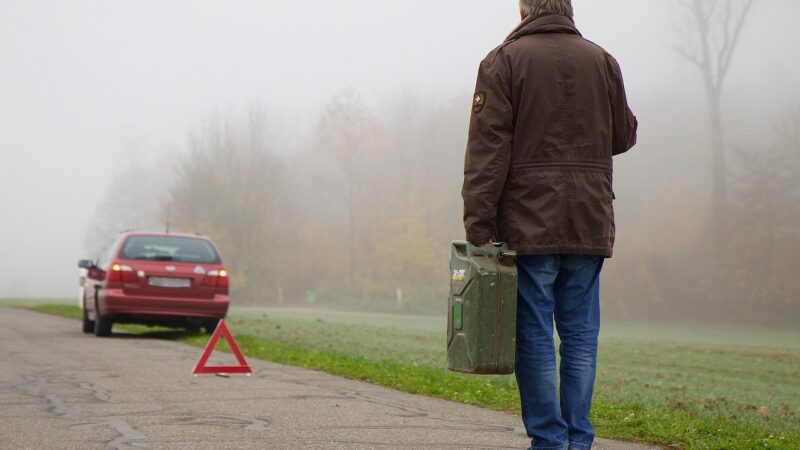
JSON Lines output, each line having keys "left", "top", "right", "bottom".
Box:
{"left": 472, "top": 92, "right": 486, "bottom": 113}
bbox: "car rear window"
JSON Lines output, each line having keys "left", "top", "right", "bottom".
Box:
{"left": 119, "top": 236, "right": 221, "bottom": 264}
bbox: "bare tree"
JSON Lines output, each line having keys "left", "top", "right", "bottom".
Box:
{"left": 314, "top": 90, "right": 382, "bottom": 284}
{"left": 733, "top": 106, "right": 800, "bottom": 238}
{"left": 83, "top": 162, "right": 171, "bottom": 258}
{"left": 677, "top": 0, "right": 754, "bottom": 253}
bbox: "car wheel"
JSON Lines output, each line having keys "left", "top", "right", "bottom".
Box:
{"left": 94, "top": 299, "right": 113, "bottom": 337}
{"left": 82, "top": 296, "right": 95, "bottom": 334}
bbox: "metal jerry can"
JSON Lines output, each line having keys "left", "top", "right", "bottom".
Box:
{"left": 447, "top": 241, "right": 518, "bottom": 375}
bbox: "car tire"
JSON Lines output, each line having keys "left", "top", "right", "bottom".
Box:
{"left": 82, "top": 296, "right": 95, "bottom": 334}
{"left": 94, "top": 299, "right": 113, "bottom": 337}
{"left": 203, "top": 320, "right": 220, "bottom": 335}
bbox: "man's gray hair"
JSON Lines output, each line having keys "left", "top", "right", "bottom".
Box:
{"left": 519, "top": 0, "right": 573, "bottom": 19}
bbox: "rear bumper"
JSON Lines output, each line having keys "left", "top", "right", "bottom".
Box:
{"left": 100, "top": 289, "right": 229, "bottom": 320}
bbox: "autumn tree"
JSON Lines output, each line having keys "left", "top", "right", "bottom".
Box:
{"left": 168, "top": 107, "right": 289, "bottom": 303}
{"left": 727, "top": 106, "right": 800, "bottom": 322}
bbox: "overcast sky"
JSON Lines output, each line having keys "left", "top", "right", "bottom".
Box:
{"left": 1, "top": 0, "right": 798, "bottom": 298}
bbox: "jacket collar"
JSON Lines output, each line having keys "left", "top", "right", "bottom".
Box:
{"left": 505, "top": 14, "right": 581, "bottom": 43}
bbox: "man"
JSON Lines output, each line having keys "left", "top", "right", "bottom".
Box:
{"left": 461, "top": 1, "right": 638, "bottom": 449}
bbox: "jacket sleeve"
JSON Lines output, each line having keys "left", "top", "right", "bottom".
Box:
{"left": 462, "top": 53, "right": 514, "bottom": 246}
{"left": 607, "top": 54, "right": 638, "bottom": 156}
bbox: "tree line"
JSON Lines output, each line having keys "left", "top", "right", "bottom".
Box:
{"left": 85, "top": 1, "right": 799, "bottom": 325}
{"left": 86, "top": 94, "right": 470, "bottom": 313}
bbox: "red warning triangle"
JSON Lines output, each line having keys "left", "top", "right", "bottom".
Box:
{"left": 192, "top": 319, "right": 252, "bottom": 375}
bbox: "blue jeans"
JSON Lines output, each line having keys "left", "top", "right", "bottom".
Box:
{"left": 515, "top": 255, "right": 604, "bottom": 450}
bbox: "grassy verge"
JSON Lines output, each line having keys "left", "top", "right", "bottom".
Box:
{"left": 24, "top": 304, "right": 800, "bottom": 450}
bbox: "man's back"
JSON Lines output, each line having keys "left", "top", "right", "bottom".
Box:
{"left": 462, "top": 15, "right": 637, "bottom": 257}
{"left": 506, "top": 24, "right": 616, "bottom": 164}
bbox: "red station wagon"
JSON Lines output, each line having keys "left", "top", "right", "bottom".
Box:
{"left": 78, "top": 232, "right": 230, "bottom": 337}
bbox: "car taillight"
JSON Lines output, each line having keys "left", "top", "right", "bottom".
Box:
{"left": 204, "top": 269, "right": 229, "bottom": 288}
{"left": 109, "top": 263, "right": 138, "bottom": 283}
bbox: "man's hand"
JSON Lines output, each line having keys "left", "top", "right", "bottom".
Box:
{"left": 468, "top": 238, "right": 494, "bottom": 247}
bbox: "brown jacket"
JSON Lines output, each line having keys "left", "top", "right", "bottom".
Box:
{"left": 462, "top": 15, "right": 638, "bottom": 257}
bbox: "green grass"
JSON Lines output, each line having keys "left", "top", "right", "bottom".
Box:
{"left": 17, "top": 303, "right": 800, "bottom": 450}
{"left": 26, "top": 303, "right": 83, "bottom": 319}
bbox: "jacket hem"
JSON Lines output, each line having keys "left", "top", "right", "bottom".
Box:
{"left": 513, "top": 243, "right": 613, "bottom": 258}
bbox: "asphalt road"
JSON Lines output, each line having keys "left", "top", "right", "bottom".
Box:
{"left": 0, "top": 308, "right": 659, "bottom": 450}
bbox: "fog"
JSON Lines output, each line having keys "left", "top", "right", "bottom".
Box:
{"left": 1, "top": 1, "right": 798, "bottom": 325}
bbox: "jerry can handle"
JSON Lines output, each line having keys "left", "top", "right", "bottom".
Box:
{"left": 469, "top": 242, "right": 517, "bottom": 263}
{"left": 498, "top": 249, "right": 517, "bottom": 264}
{"left": 455, "top": 241, "right": 516, "bottom": 263}
{"left": 488, "top": 242, "right": 517, "bottom": 263}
